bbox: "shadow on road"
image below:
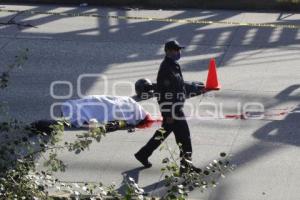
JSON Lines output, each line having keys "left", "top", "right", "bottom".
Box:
{"left": 0, "top": 5, "right": 299, "bottom": 123}
{"left": 1, "top": 4, "right": 300, "bottom": 199}
{"left": 209, "top": 84, "right": 300, "bottom": 200}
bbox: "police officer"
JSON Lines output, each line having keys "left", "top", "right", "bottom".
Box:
{"left": 134, "top": 40, "right": 201, "bottom": 174}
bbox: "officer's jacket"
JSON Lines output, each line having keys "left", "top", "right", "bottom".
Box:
{"left": 156, "top": 56, "right": 186, "bottom": 117}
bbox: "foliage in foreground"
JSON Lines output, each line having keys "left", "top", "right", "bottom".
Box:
{"left": 0, "top": 51, "right": 234, "bottom": 200}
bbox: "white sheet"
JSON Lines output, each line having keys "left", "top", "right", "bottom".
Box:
{"left": 61, "top": 95, "right": 147, "bottom": 127}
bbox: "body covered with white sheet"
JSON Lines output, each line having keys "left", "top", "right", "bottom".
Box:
{"left": 61, "top": 95, "right": 147, "bottom": 127}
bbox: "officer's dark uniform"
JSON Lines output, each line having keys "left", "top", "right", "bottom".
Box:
{"left": 135, "top": 42, "right": 193, "bottom": 167}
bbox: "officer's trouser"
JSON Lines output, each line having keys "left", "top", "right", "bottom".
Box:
{"left": 136, "top": 110, "right": 192, "bottom": 163}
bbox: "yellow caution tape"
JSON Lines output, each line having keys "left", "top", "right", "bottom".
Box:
{"left": 0, "top": 8, "right": 300, "bottom": 29}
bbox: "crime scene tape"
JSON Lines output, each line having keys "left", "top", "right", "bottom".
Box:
{"left": 1, "top": 8, "right": 300, "bottom": 29}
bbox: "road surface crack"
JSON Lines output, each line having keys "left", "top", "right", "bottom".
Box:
{"left": 0, "top": 11, "right": 37, "bottom": 29}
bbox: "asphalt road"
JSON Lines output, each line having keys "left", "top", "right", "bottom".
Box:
{"left": 0, "top": 4, "right": 299, "bottom": 199}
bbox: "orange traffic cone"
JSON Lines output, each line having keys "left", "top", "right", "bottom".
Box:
{"left": 205, "top": 58, "right": 221, "bottom": 90}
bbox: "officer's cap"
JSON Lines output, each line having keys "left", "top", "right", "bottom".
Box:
{"left": 164, "top": 40, "right": 185, "bottom": 51}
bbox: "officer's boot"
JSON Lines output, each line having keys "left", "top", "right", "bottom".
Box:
{"left": 134, "top": 151, "right": 152, "bottom": 168}
{"left": 179, "top": 153, "right": 202, "bottom": 175}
